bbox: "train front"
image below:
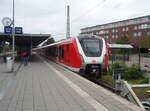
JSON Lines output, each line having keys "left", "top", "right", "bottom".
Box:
{"left": 76, "top": 35, "right": 108, "bottom": 78}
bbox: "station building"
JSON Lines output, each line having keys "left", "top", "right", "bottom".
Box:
{"left": 80, "top": 15, "right": 150, "bottom": 48}
{"left": 0, "top": 33, "right": 50, "bottom": 58}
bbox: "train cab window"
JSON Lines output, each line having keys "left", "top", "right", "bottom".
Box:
{"left": 80, "top": 38, "right": 103, "bottom": 57}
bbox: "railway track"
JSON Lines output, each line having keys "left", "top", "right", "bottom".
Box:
{"left": 82, "top": 74, "right": 117, "bottom": 93}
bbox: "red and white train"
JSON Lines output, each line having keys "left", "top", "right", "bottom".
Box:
{"left": 34, "top": 35, "right": 109, "bottom": 78}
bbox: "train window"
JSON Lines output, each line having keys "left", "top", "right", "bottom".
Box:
{"left": 62, "top": 47, "right": 64, "bottom": 58}
{"left": 56, "top": 47, "right": 59, "bottom": 57}
{"left": 80, "top": 38, "right": 103, "bottom": 57}
{"left": 59, "top": 47, "right": 61, "bottom": 57}
{"left": 47, "top": 46, "right": 56, "bottom": 57}
{"left": 59, "top": 46, "right": 64, "bottom": 58}
{"left": 47, "top": 48, "right": 51, "bottom": 56}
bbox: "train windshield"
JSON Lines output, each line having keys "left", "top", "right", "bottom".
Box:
{"left": 80, "top": 38, "right": 103, "bottom": 57}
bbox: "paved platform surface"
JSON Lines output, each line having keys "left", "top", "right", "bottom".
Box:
{"left": 0, "top": 58, "right": 21, "bottom": 100}
{"left": 0, "top": 55, "right": 145, "bottom": 111}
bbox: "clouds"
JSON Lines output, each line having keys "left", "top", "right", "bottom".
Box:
{"left": 0, "top": 0, "right": 150, "bottom": 41}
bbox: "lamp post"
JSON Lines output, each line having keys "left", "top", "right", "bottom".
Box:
{"left": 138, "top": 34, "right": 142, "bottom": 71}
{"left": 12, "top": 0, "right": 15, "bottom": 72}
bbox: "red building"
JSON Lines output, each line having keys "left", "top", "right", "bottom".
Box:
{"left": 80, "top": 15, "right": 150, "bottom": 48}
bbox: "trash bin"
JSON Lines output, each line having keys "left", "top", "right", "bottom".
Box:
{"left": 6, "top": 57, "right": 12, "bottom": 71}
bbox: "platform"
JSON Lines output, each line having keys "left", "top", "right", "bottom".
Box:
{"left": 0, "top": 55, "right": 145, "bottom": 111}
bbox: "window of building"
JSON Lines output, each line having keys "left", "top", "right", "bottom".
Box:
{"left": 122, "top": 27, "right": 125, "bottom": 32}
{"left": 106, "top": 36, "right": 109, "bottom": 39}
{"left": 112, "top": 35, "right": 115, "bottom": 38}
{"left": 115, "top": 29, "right": 118, "bottom": 32}
{"left": 105, "top": 30, "right": 109, "bottom": 34}
{"left": 141, "top": 24, "right": 148, "bottom": 29}
{"left": 112, "top": 29, "right": 115, "bottom": 33}
{"left": 104, "top": 31, "right": 106, "bottom": 34}
{"left": 144, "top": 24, "right": 148, "bottom": 29}
{"left": 147, "top": 31, "right": 150, "bottom": 36}
{"left": 148, "top": 24, "right": 150, "bottom": 28}
{"left": 138, "top": 25, "right": 141, "bottom": 29}
{"left": 96, "top": 32, "right": 99, "bottom": 35}
{"left": 134, "top": 26, "right": 137, "bottom": 30}
{"left": 104, "top": 35, "right": 108, "bottom": 39}
{"left": 137, "top": 32, "right": 142, "bottom": 36}
{"left": 126, "top": 27, "right": 128, "bottom": 31}
{"left": 99, "top": 30, "right": 104, "bottom": 34}
{"left": 133, "top": 33, "right": 137, "bottom": 37}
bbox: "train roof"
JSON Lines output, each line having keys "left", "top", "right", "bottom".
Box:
{"left": 33, "top": 37, "right": 75, "bottom": 50}
{"left": 78, "top": 35, "right": 103, "bottom": 40}
{"left": 33, "top": 35, "right": 104, "bottom": 51}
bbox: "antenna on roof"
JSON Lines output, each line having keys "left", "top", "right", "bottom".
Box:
{"left": 66, "top": 5, "right": 70, "bottom": 39}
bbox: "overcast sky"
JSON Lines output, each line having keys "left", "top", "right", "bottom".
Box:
{"left": 0, "top": 0, "right": 150, "bottom": 40}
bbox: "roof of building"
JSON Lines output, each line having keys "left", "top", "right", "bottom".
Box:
{"left": 0, "top": 33, "right": 51, "bottom": 47}
{"left": 108, "top": 44, "right": 133, "bottom": 49}
{"left": 81, "top": 15, "right": 150, "bottom": 31}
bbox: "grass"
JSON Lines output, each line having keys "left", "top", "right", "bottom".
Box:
{"left": 102, "top": 74, "right": 115, "bottom": 87}
{"left": 133, "top": 87, "right": 150, "bottom": 100}
{"left": 102, "top": 74, "right": 150, "bottom": 100}
{"left": 127, "top": 77, "right": 149, "bottom": 84}
{"left": 102, "top": 74, "right": 148, "bottom": 86}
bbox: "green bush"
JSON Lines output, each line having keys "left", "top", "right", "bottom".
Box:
{"left": 139, "top": 77, "right": 149, "bottom": 84}
{"left": 125, "top": 64, "right": 143, "bottom": 80}
{"left": 109, "top": 61, "right": 127, "bottom": 75}
{"left": 107, "top": 62, "right": 149, "bottom": 84}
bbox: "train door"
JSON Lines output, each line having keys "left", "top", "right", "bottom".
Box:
{"left": 59, "top": 45, "right": 64, "bottom": 63}
{"left": 56, "top": 46, "right": 59, "bottom": 61}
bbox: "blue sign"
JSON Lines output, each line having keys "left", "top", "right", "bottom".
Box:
{"left": 4, "top": 26, "right": 12, "bottom": 34}
{"left": 15, "top": 27, "right": 23, "bottom": 34}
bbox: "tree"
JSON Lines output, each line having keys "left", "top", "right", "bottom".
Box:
{"left": 117, "top": 34, "right": 129, "bottom": 44}
{"left": 141, "top": 36, "right": 150, "bottom": 48}
{"left": 116, "top": 34, "right": 130, "bottom": 54}
{"left": 46, "top": 38, "right": 55, "bottom": 45}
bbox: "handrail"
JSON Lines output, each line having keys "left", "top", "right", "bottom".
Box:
{"left": 118, "top": 80, "right": 145, "bottom": 110}
{"left": 0, "top": 51, "right": 17, "bottom": 57}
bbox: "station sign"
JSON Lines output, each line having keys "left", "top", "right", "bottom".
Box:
{"left": 15, "top": 27, "right": 23, "bottom": 34}
{"left": 4, "top": 26, "right": 12, "bottom": 34}
{"left": 4, "top": 26, "right": 23, "bottom": 35}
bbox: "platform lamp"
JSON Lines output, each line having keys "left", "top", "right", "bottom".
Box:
{"left": 12, "top": 0, "right": 15, "bottom": 72}
{"left": 138, "top": 34, "right": 142, "bottom": 71}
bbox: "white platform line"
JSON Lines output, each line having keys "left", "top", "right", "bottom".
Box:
{"left": 42, "top": 59, "right": 109, "bottom": 111}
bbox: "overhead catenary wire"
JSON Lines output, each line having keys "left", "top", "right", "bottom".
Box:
{"left": 71, "top": 0, "right": 107, "bottom": 24}
{"left": 51, "top": 33, "right": 65, "bottom": 36}
{"left": 51, "top": 0, "right": 107, "bottom": 39}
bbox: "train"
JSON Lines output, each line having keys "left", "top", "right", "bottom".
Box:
{"left": 34, "top": 35, "right": 109, "bottom": 78}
